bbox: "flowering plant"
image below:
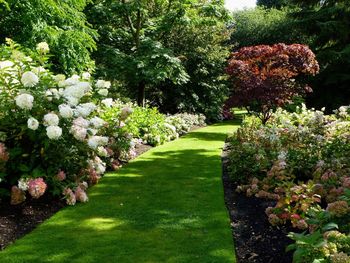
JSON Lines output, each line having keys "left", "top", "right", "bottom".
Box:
{"left": 0, "top": 40, "right": 118, "bottom": 205}
{"left": 228, "top": 105, "right": 350, "bottom": 261}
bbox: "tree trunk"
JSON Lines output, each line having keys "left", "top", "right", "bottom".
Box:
{"left": 137, "top": 81, "right": 145, "bottom": 107}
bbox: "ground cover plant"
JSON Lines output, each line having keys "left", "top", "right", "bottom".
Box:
{"left": 227, "top": 105, "right": 350, "bottom": 262}
{"left": 0, "top": 122, "right": 238, "bottom": 262}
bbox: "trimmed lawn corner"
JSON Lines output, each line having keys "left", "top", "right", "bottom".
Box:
{"left": 0, "top": 122, "right": 238, "bottom": 263}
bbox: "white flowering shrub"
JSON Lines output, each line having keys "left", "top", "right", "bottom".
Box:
{"left": 0, "top": 39, "right": 121, "bottom": 205}
{"left": 166, "top": 113, "right": 206, "bottom": 135}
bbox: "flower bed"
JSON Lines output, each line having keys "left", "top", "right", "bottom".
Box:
{"left": 227, "top": 105, "right": 350, "bottom": 262}
{"left": 0, "top": 40, "right": 206, "bottom": 208}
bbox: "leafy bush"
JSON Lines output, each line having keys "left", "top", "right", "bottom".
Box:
{"left": 228, "top": 105, "right": 350, "bottom": 262}
{"left": 102, "top": 103, "right": 206, "bottom": 147}
{"left": 0, "top": 40, "right": 123, "bottom": 205}
{"left": 0, "top": 0, "right": 97, "bottom": 74}
{"left": 226, "top": 44, "right": 319, "bottom": 124}
{"left": 166, "top": 113, "right": 206, "bottom": 136}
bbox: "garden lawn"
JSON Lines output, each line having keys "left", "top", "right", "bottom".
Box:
{"left": 0, "top": 122, "right": 239, "bottom": 263}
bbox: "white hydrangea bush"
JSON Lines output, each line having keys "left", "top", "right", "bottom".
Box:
{"left": 0, "top": 39, "right": 125, "bottom": 205}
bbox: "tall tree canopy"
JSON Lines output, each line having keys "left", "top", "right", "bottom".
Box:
{"left": 257, "top": 0, "right": 289, "bottom": 9}
{"left": 87, "top": 0, "right": 232, "bottom": 119}
{"left": 0, "top": 0, "right": 97, "bottom": 74}
{"left": 290, "top": 0, "right": 350, "bottom": 109}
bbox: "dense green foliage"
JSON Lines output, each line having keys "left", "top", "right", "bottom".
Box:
{"left": 257, "top": 0, "right": 289, "bottom": 9}
{"left": 230, "top": 7, "right": 307, "bottom": 49}
{"left": 290, "top": 0, "right": 350, "bottom": 110}
{"left": 87, "top": 0, "right": 232, "bottom": 120}
{"left": 0, "top": 0, "right": 97, "bottom": 74}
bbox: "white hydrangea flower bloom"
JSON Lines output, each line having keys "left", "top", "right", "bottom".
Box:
{"left": 0, "top": 60, "right": 14, "bottom": 69}
{"left": 43, "top": 113, "right": 59, "bottom": 126}
{"left": 101, "top": 98, "right": 114, "bottom": 107}
{"left": 32, "top": 67, "right": 46, "bottom": 75}
{"left": 164, "top": 123, "right": 176, "bottom": 133}
{"left": 63, "top": 75, "right": 80, "bottom": 86}
{"left": 36, "top": 42, "right": 50, "bottom": 54}
{"left": 59, "top": 104, "right": 74, "bottom": 119}
{"left": 53, "top": 74, "right": 66, "bottom": 83}
{"left": 96, "top": 163, "right": 106, "bottom": 174}
{"left": 88, "top": 136, "right": 109, "bottom": 149}
{"left": 66, "top": 96, "right": 79, "bottom": 106}
{"left": 97, "top": 146, "right": 108, "bottom": 157}
{"left": 90, "top": 156, "right": 106, "bottom": 175}
{"left": 81, "top": 102, "right": 96, "bottom": 112}
{"left": 96, "top": 80, "right": 105, "bottom": 89}
{"left": 27, "top": 117, "right": 39, "bottom": 130}
{"left": 15, "top": 94, "right": 34, "bottom": 110}
{"left": 46, "top": 126, "right": 62, "bottom": 140}
{"left": 98, "top": 89, "right": 108, "bottom": 96}
{"left": 18, "top": 178, "right": 29, "bottom": 191}
{"left": 74, "top": 106, "right": 91, "bottom": 117}
{"left": 70, "top": 125, "right": 87, "bottom": 141}
{"left": 76, "top": 81, "right": 91, "bottom": 93}
{"left": 73, "top": 117, "right": 90, "bottom": 128}
{"left": 87, "top": 128, "right": 98, "bottom": 136}
{"left": 50, "top": 88, "right": 60, "bottom": 99}
{"left": 45, "top": 90, "right": 53, "bottom": 101}
{"left": 82, "top": 72, "right": 91, "bottom": 80}
{"left": 63, "top": 85, "right": 86, "bottom": 99}
{"left": 103, "top": 81, "right": 111, "bottom": 89}
{"left": 74, "top": 102, "right": 96, "bottom": 117}
{"left": 90, "top": 117, "right": 106, "bottom": 129}
{"left": 21, "top": 71, "right": 39, "bottom": 87}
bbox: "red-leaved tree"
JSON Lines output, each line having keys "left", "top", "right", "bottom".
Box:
{"left": 225, "top": 43, "right": 319, "bottom": 123}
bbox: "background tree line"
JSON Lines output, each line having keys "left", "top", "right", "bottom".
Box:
{"left": 0, "top": 0, "right": 349, "bottom": 117}
{"left": 0, "top": 0, "right": 232, "bottom": 121}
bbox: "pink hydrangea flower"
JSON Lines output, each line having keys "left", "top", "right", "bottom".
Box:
{"left": 0, "top": 143, "right": 9, "bottom": 162}
{"left": 75, "top": 186, "right": 88, "bottom": 203}
{"left": 28, "top": 178, "right": 47, "bottom": 199}
{"left": 63, "top": 188, "right": 76, "bottom": 205}
{"left": 56, "top": 170, "right": 66, "bottom": 181}
{"left": 326, "top": 201, "right": 349, "bottom": 217}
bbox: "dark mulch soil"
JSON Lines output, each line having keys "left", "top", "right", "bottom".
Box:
{"left": 222, "top": 142, "right": 294, "bottom": 263}
{"left": 0, "top": 194, "right": 65, "bottom": 250}
{"left": 134, "top": 143, "right": 153, "bottom": 157}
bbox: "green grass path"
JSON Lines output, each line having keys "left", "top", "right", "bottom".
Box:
{"left": 0, "top": 121, "right": 238, "bottom": 263}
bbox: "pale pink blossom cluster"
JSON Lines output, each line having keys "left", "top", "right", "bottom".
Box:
{"left": 62, "top": 182, "right": 89, "bottom": 205}
{"left": 326, "top": 201, "right": 350, "bottom": 217}
{"left": 55, "top": 170, "right": 66, "bottom": 181}
{"left": 28, "top": 178, "right": 47, "bottom": 199}
{"left": 63, "top": 188, "right": 76, "bottom": 205}
{"left": 75, "top": 186, "right": 88, "bottom": 203}
{"left": 0, "top": 143, "right": 9, "bottom": 163}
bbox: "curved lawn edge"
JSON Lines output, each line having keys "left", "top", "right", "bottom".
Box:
{"left": 0, "top": 121, "right": 239, "bottom": 263}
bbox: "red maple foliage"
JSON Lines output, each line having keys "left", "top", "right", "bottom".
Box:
{"left": 225, "top": 43, "right": 319, "bottom": 123}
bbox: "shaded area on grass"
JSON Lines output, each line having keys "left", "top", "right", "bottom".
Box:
{"left": 0, "top": 122, "right": 238, "bottom": 263}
